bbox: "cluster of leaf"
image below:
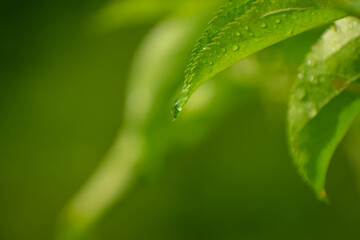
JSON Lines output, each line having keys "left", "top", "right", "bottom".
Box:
{"left": 173, "top": 0, "right": 360, "bottom": 201}
{"left": 57, "top": 0, "right": 360, "bottom": 239}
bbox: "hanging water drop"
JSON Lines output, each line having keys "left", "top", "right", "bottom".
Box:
{"left": 261, "top": 23, "right": 267, "bottom": 28}
{"left": 275, "top": 19, "right": 281, "bottom": 24}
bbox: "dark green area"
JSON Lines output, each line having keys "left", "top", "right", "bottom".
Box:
{"left": 1, "top": 1, "right": 360, "bottom": 240}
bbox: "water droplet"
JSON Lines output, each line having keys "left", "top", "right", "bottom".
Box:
{"left": 275, "top": 19, "right": 281, "bottom": 24}
{"left": 232, "top": 45, "right": 239, "bottom": 51}
{"left": 235, "top": 31, "right": 240, "bottom": 36}
{"left": 249, "top": 33, "right": 254, "bottom": 37}
{"left": 295, "top": 88, "right": 306, "bottom": 100}
{"left": 172, "top": 93, "right": 189, "bottom": 120}
{"left": 245, "top": 26, "right": 249, "bottom": 31}
{"left": 220, "top": 48, "right": 226, "bottom": 53}
{"left": 209, "top": 61, "right": 214, "bottom": 65}
{"left": 306, "top": 102, "right": 317, "bottom": 118}
{"left": 261, "top": 23, "right": 267, "bottom": 28}
{"left": 306, "top": 60, "right": 312, "bottom": 66}
{"left": 309, "top": 75, "right": 315, "bottom": 83}
{"left": 298, "top": 73, "right": 304, "bottom": 80}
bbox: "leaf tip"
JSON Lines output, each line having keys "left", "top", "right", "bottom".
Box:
{"left": 172, "top": 101, "right": 182, "bottom": 120}
{"left": 318, "top": 188, "right": 330, "bottom": 205}
{"left": 172, "top": 89, "right": 189, "bottom": 120}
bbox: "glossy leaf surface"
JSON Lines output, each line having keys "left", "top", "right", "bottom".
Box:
{"left": 173, "top": 0, "right": 345, "bottom": 118}
{"left": 288, "top": 17, "right": 360, "bottom": 199}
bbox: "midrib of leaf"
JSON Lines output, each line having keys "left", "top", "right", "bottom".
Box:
{"left": 288, "top": 17, "right": 360, "bottom": 199}
{"left": 173, "top": 0, "right": 346, "bottom": 119}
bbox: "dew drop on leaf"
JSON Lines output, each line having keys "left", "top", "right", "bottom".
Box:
{"left": 306, "top": 102, "right": 317, "bottom": 118}
{"left": 295, "top": 88, "right": 306, "bottom": 100}
{"left": 298, "top": 73, "right": 304, "bottom": 80}
{"left": 309, "top": 75, "right": 315, "bottom": 83}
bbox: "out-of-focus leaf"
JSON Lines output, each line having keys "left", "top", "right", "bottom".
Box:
{"left": 172, "top": 0, "right": 346, "bottom": 119}
{"left": 325, "top": 0, "right": 360, "bottom": 17}
{"left": 90, "top": 0, "right": 221, "bottom": 33}
{"left": 288, "top": 17, "right": 360, "bottom": 200}
{"left": 56, "top": 18, "right": 201, "bottom": 240}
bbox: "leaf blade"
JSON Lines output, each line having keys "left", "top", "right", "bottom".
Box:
{"left": 288, "top": 17, "right": 360, "bottom": 199}
{"left": 173, "top": 0, "right": 345, "bottom": 119}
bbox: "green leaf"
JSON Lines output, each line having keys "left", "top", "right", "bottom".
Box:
{"left": 288, "top": 17, "right": 360, "bottom": 200}
{"left": 173, "top": 0, "right": 346, "bottom": 119}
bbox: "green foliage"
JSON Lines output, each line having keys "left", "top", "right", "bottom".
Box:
{"left": 173, "top": 0, "right": 360, "bottom": 199}
{"left": 172, "top": 0, "right": 345, "bottom": 118}
{"left": 288, "top": 17, "right": 360, "bottom": 200}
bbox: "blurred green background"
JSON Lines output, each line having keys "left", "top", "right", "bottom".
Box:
{"left": 2, "top": 0, "right": 360, "bottom": 239}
